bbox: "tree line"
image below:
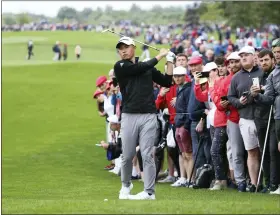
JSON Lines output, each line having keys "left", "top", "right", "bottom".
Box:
{"left": 2, "top": 2, "right": 280, "bottom": 28}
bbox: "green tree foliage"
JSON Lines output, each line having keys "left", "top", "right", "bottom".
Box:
{"left": 3, "top": 16, "right": 17, "bottom": 25}
{"left": 57, "top": 7, "right": 78, "bottom": 21}
{"left": 17, "top": 13, "right": 30, "bottom": 25}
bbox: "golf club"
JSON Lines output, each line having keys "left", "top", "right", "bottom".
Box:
{"left": 102, "top": 29, "right": 160, "bottom": 51}
{"left": 256, "top": 105, "right": 273, "bottom": 193}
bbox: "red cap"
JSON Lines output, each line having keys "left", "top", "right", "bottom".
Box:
{"left": 262, "top": 40, "right": 268, "bottom": 48}
{"left": 96, "top": 76, "right": 107, "bottom": 87}
{"left": 93, "top": 90, "right": 103, "bottom": 99}
{"left": 248, "top": 41, "right": 253, "bottom": 46}
{"left": 188, "top": 56, "right": 203, "bottom": 65}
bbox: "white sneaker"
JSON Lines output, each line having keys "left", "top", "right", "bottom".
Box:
{"left": 128, "top": 191, "right": 155, "bottom": 200}
{"left": 270, "top": 186, "right": 280, "bottom": 195}
{"left": 119, "top": 183, "right": 133, "bottom": 199}
{"left": 109, "top": 166, "right": 120, "bottom": 175}
{"left": 158, "top": 175, "right": 176, "bottom": 183}
{"left": 171, "top": 178, "right": 187, "bottom": 187}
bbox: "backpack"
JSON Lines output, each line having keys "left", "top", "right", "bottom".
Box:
{"left": 193, "top": 164, "right": 214, "bottom": 189}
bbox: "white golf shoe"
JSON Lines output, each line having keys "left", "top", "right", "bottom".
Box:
{"left": 119, "top": 183, "right": 133, "bottom": 200}
{"left": 270, "top": 186, "right": 280, "bottom": 195}
{"left": 128, "top": 191, "right": 155, "bottom": 200}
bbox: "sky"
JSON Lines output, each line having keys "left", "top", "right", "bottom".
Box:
{"left": 2, "top": 1, "right": 196, "bottom": 17}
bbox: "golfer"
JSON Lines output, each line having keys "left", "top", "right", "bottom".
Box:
{"left": 114, "top": 36, "right": 175, "bottom": 200}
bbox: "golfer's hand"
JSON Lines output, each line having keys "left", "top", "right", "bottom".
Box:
{"left": 220, "top": 100, "right": 229, "bottom": 108}
{"left": 159, "top": 87, "right": 170, "bottom": 97}
{"left": 159, "top": 48, "right": 169, "bottom": 57}
{"left": 250, "top": 85, "right": 260, "bottom": 97}
{"left": 239, "top": 96, "right": 248, "bottom": 105}
{"left": 170, "top": 97, "right": 177, "bottom": 107}
{"left": 194, "top": 72, "right": 202, "bottom": 85}
{"left": 166, "top": 51, "right": 176, "bottom": 63}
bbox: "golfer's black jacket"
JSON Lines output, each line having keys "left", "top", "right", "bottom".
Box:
{"left": 114, "top": 57, "right": 173, "bottom": 113}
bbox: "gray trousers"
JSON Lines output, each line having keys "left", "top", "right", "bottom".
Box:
{"left": 120, "top": 113, "right": 157, "bottom": 194}
{"left": 227, "top": 120, "right": 246, "bottom": 184}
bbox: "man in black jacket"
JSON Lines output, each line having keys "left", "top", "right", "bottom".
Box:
{"left": 250, "top": 49, "right": 279, "bottom": 193}
{"left": 114, "top": 36, "right": 175, "bottom": 200}
{"left": 251, "top": 39, "right": 280, "bottom": 194}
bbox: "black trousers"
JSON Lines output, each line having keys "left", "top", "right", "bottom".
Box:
{"left": 255, "top": 119, "right": 280, "bottom": 186}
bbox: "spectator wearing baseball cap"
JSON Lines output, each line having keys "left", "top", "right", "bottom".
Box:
{"left": 220, "top": 52, "right": 246, "bottom": 191}
{"left": 186, "top": 56, "right": 211, "bottom": 176}
{"left": 96, "top": 76, "right": 108, "bottom": 92}
{"left": 172, "top": 66, "right": 193, "bottom": 187}
{"left": 194, "top": 61, "right": 229, "bottom": 190}
{"left": 228, "top": 45, "right": 263, "bottom": 192}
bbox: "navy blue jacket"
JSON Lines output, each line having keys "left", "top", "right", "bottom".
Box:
{"left": 187, "top": 80, "right": 206, "bottom": 121}
{"left": 174, "top": 82, "right": 192, "bottom": 129}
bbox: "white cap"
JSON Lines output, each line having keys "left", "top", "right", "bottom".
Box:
{"left": 116, "top": 36, "right": 135, "bottom": 49}
{"left": 238, "top": 46, "right": 255, "bottom": 55}
{"left": 227, "top": 52, "right": 241, "bottom": 60}
{"left": 107, "top": 115, "right": 120, "bottom": 124}
{"left": 56, "top": 41, "right": 60, "bottom": 45}
{"left": 173, "top": 66, "right": 186, "bottom": 75}
{"left": 191, "top": 51, "right": 202, "bottom": 57}
{"left": 203, "top": 62, "right": 218, "bottom": 72}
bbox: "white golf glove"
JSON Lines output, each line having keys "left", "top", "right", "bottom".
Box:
{"left": 166, "top": 51, "right": 176, "bottom": 63}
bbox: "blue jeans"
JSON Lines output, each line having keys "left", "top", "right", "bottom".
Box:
{"left": 190, "top": 121, "right": 212, "bottom": 169}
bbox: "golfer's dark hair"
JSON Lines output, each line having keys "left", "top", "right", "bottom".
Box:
{"left": 175, "top": 53, "right": 188, "bottom": 62}
{"left": 258, "top": 49, "right": 274, "bottom": 59}
{"left": 214, "top": 56, "right": 225, "bottom": 66}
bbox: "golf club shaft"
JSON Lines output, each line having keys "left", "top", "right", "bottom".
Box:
{"left": 104, "top": 29, "right": 160, "bottom": 51}
{"left": 256, "top": 105, "right": 273, "bottom": 193}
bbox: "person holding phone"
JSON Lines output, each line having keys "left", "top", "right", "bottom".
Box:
{"left": 187, "top": 57, "right": 211, "bottom": 175}
{"left": 227, "top": 46, "right": 264, "bottom": 192}
{"left": 194, "top": 62, "right": 229, "bottom": 190}
{"left": 252, "top": 39, "right": 280, "bottom": 194}
{"left": 216, "top": 52, "right": 247, "bottom": 192}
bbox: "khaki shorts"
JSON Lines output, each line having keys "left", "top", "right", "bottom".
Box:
{"left": 239, "top": 118, "right": 259, "bottom": 150}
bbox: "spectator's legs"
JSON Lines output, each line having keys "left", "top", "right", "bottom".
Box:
{"left": 255, "top": 119, "right": 270, "bottom": 186}
{"left": 269, "top": 122, "right": 280, "bottom": 188}
{"left": 239, "top": 118, "right": 260, "bottom": 186}
{"left": 227, "top": 120, "right": 246, "bottom": 184}
{"left": 210, "top": 126, "right": 228, "bottom": 181}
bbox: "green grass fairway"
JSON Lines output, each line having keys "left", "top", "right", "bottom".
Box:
{"left": 2, "top": 31, "right": 280, "bottom": 214}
